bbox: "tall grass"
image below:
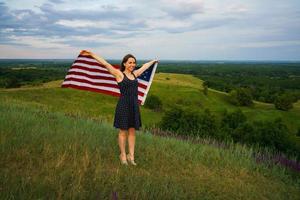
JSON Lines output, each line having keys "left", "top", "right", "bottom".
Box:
{"left": 1, "top": 100, "right": 299, "bottom": 199}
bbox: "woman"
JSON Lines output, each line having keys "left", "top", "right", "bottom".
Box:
{"left": 81, "top": 50, "right": 158, "bottom": 166}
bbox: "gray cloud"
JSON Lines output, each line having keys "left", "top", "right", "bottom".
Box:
{"left": 161, "top": 1, "right": 205, "bottom": 19}
{"left": 1, "top": 0, "right": 299, "bottom": 60}
{"left": 0, "top": 0, "right": 228, "bottom": 43}
{"left": 48, "top": 0, "right": 65, "bottom": 4}
{"left": 0, "top": 2, "right": 147, "bottom": 46}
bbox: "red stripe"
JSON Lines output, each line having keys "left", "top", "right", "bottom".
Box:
{"left": 138, "top": 82, "right": 147, "bottom": 89}
{"left": 78, "top": 54, "right": 94, "bottom": 59}
{"left": 112, "top": 64, "right": 120, "bottom": 69}
{"left": 74, "top": 59, "right": 103, "bottom": 67}
{"left": 138, "top": 91, "right": 145, "bottom": 97}
{"left": 64, "top": 77, "right": 119, "bottom": 88}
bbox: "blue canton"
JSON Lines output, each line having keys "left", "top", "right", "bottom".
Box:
{"left": 135, "top": 64, "right": 154, "bottom": 82}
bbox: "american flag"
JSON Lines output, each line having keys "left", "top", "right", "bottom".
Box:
{"left": 61, "top": 52, "right": 158, "bottom": 105}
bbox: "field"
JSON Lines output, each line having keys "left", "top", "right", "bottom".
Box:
{"left": 1, "top": 96, "right": 299, "bottom": 199}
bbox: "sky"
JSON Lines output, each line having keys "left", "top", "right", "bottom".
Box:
{"left": 0, "top": 0, "right": 299, "bottom": 60}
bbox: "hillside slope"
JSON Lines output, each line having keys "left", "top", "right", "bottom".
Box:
{"left": 1, "top": 100, "right": 299, "bottom": 199}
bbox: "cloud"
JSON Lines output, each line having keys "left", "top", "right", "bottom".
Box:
{"left": 48, "top": 0, "right": 64, "bottom": 4}
{"left": 0, "top": 0, "right": 299, "bottom": 60}
{"left": 160, "top": 0, "right": 205, "bottom": 19}
{"left": 239, "top": 40, "right": 300, "bottom": 48}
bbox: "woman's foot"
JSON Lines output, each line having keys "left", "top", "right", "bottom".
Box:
{"left": 119, "top": 154, "right": 128, "bottom": 165}
{"left": 127, "top": 154, "right": 137, "bottom": 166}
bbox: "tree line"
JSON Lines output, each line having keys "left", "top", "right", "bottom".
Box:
{"left": 157, "top": 63, "right": 300, "bottom": 108}
{"left": 0, "top": 67, "right": 67, "bottom": 88}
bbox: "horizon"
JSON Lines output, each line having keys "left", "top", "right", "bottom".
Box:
{"left": 1, "top": 58, "right": 300, "bottom": 63}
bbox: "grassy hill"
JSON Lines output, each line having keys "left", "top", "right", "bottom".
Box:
{"left": 1, "top": 98, "right": 299, "bottom": 199}
{"left": 1, "top": 72, "right": 300, "bottom": 199}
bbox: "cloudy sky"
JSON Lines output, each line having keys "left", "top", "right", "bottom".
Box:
{"left": 0, "top": 0, "right": 299, "bottom": 60}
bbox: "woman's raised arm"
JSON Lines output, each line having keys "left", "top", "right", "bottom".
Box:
{"left": 81, "top": 50, "right": 122, "bottom": 79}
{"left": 133, "top": 60, "right": 158, "bottom": 77}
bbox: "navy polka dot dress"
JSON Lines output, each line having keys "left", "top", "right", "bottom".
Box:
{"left": 113, "top": 71, "right": 142, "bottom": 130}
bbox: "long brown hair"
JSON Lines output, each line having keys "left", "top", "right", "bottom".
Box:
{"left": 120, "top": 54, "right": 136, "bottom": 72}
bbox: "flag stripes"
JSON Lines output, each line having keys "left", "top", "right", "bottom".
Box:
{"left": 61, "top": 52, "right": 157, "bottom": 105}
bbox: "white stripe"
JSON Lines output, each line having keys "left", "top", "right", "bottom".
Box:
{"left": 62, "top": 81, "right": 120, "bottom": 93}
{"left": 138, "top": 87, "right": 146, "bottom": 94}
{"left": 72, "top": 62, "right": 107, "bottom": 71}
{"left": 138, "top": 95, "right": 143, "bottom": 102}
{"left": 137, "top": 78, "right": 148, "bottom": 85}
{"left": 76, "top": 57, "right": 99, "bottom": 64}
{"left": 69, "top": 68, "right": 115, "bottom": 77}
{"left": 65, "top": 74, "right": 118, "bottom": 85}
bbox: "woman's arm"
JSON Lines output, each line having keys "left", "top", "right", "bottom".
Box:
{"left": 81, "top": 50, "right": 122, "bottom": 79}
{"left": 133, "top": 60, "right": 158, "bottom": 77}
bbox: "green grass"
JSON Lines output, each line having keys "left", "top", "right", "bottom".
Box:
{"left": 1, "top": 100, "right": 299, "bottom": 199}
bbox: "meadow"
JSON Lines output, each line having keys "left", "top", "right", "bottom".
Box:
{"left": 1, "top": 96, "right": 299, "bottom": 199}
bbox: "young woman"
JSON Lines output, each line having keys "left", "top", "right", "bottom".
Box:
{"left": 81, "top": 50, "right": 158, "bottom": 166}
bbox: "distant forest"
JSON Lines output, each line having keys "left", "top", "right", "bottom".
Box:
{"left": 156, "top": 62, "right": 300, "bottom": 104}
{"left": 1, "top": 59, "right": 300, "bottom": 105}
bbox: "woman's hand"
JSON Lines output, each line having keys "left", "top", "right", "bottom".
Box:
{"left": 80, "top": 50, "right": 92, "bottom": 56}
{"left": 152, "top": 59, "right": 159, "bottom": 64}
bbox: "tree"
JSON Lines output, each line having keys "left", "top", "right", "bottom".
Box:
{"left": 229, "top": 88, "right": 253, "bottom": 106}
{"left": 233, "top": 122, "right": 255, "bottom": 143}
{"left": 220, "top": 109, "right": 247, "bottom": 142}
{"left": 203, "top": 81, "right": 208, "bottom": 96}
{"left": 251, "top": 118, "right": 290, "bottom": 152}
{"left": 221, "top": 109, "right": 247, "bottom": 129}
{"left": 144, "top": 94, "right": 163, "bottom": 112}
{"left": 274, "top": 93, "right": 293, "bottom": 111}
{"left": 160, "top": 106, "right": 183, "bottom": 132}
{"left": 159, "top": 106, "right": 217, "bottom": 137}
{"left": 5, "top": 77, "right": 21, "bottom": 88}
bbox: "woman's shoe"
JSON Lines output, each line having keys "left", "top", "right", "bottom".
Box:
{"left": 127, "top": 154, "right": 137, "bottom": 166}
{"left": 119, "top": 154, "right": 128, "bottom": 165}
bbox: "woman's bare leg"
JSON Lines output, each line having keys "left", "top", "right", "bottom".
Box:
{"left": 118, "top": 129, "right": 127, "bottom": 160}
{"left": 128, "top": 128, "right": 136, "bottom": 159}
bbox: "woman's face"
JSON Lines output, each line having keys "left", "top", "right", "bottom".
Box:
{"left": 124, "top": 57, "right": 136, "bottom": 72}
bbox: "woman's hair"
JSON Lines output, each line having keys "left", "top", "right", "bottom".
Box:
{"left": 120, "top": 54, "right": 136, "bottom": 72}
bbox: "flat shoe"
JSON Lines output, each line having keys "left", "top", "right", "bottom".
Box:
{"left": 119, "top": 155, "right": 128, "bottom": 165}
{"left": 127, "top": 154, "right": 137, "bottom": 166}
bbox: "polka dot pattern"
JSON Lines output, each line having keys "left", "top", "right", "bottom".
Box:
{"left": 113, "top": 72, "right": 142, "bottom": 130}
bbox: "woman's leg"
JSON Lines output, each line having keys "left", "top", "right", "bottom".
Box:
{"left": 118, "top": 129, "right": 127, "bottom": 160}
{"left": 128, "top": 128, "right": 136, "bottom": 159}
